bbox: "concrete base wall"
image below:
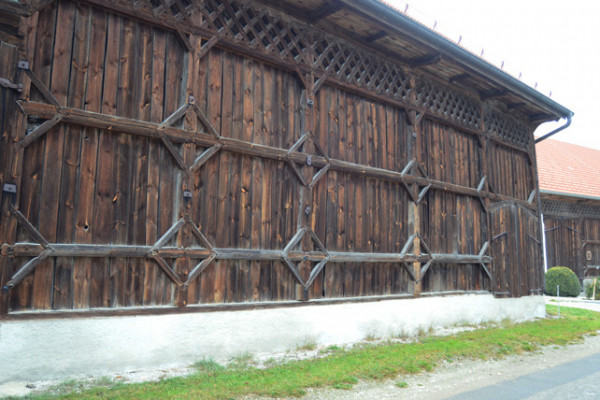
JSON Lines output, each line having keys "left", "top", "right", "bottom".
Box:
{"left": 0, "top": 294, "right": 545, "bottom": 383}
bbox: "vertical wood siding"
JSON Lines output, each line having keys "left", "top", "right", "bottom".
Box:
{"left": 0, "top": 0, "right": 543, "bottom": 316}
{"left": 544, "top": 214, "right": 600, "bottom": 280}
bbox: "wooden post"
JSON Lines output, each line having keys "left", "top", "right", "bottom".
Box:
{"left": 295, "top": 49, "right": 317, "bottom": 300}
{"left": 0, "top": 12, "right": 36, "bottom": 314}
{"left": 407, "top": 76, "right": 423, "bottom": 297}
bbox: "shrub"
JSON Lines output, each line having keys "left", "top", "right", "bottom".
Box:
{"left": 584, "top": 278, "right": 600, "bottom": 300}
{"left": 544, "top": 267, "right": 581, "bottom": 297}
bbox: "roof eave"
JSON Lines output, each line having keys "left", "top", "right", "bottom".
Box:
{"left": 541, "top": 190, "right": 600, "bottom": 203}
{"left": 340, "top": 0, "right": 573, "bottom": 121}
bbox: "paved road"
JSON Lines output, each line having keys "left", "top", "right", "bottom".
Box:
{"left": 446, "top": 351, "right": 600, "bottom": 400}
{"left": 446, "top": 299, "right": 600, "bottom": 400}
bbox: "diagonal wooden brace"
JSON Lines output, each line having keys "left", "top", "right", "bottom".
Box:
{"left": 185, "top": 253, "right": 216, "bottom": 285}
{"left": 158, "top": 131, "right": 187, "bottom": 170}
{"left": 151, "top": 218, "right": 185, "bottom": 251}
{"left": 9, "top": 204, "right": 51, "bottom": 248}
{"left": 2, "top": 248, "right": 54, "bottom": 294}
{"left": 17, "top": 113, "right": 64, "bottom": 148}
{"left": 25, "top": 69, "right": 61, "bottom": 108}
{"left": 151, "top": 253, "right": 184, "bottom": 286}
{"left": 198, "top": 34, "right": 221, "bottom": 60}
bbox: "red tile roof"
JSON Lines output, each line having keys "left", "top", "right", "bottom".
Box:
{"left": 536, "top": 139, "right": 600, "bottom": 200}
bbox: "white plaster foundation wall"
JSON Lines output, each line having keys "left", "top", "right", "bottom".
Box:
{"left": 0, "top": 294, "right": 545, "bottom": 383}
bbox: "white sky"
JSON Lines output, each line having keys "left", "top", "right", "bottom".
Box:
{"left": 386, "top": 0, "right": 600, "bottom": 149}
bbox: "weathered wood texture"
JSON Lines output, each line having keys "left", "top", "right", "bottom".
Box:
{"left": 0, "top": 0, "right": 543, "bottom": 316}
{"left": 543, "top": 199, "right": 600, "bottom": 279}
{"left": 0, "top": 41, "right": 21, "bottom": 314}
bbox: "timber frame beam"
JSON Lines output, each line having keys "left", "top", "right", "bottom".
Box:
{"left": 19, "top": 100, "right": 537, "bottom": 210}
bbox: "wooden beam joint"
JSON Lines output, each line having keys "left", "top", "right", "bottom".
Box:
{"left": 308, "top": 0, "right": 342, "bottom": 23}
{"left": 409, "top": 53, "right": 442, "bottom": 68}
{"left": 365, "top": 30, "right": 387, "bottom": 43}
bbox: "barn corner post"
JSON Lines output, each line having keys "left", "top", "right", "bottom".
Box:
{"left": 528, "top": 134, "right": 545, "bottom": 295}
{"left": 0, "top": 3, "right": 38, "bottom": 316}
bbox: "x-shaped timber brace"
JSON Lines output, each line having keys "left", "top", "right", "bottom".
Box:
{"left": 1, "top": 37, "right": 519, "bottom": 307}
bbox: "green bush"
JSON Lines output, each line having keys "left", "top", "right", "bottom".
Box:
{"left": 585, "top": 278, "right": 600, "bottom": 300}
{"left": 545, "top": 267, "right": 581, "bottom": 297}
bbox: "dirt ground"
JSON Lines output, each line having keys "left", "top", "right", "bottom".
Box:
{"left": 1, "top": 297, "right": 598, "bottom": 399}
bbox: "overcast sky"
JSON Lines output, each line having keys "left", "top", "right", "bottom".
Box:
{"left": 387, "top": 0, "right": 600, "bottom": 149}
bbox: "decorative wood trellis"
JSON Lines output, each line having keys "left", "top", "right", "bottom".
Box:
{"left": 0, "top": 0, "right": 547, "bottom": 317}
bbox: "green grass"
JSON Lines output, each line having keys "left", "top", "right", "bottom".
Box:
{"left": 24, "top": 305, "right": 600, "bottom": 400}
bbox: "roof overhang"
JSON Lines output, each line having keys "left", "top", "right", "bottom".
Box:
{"left": 258, "top": 0, "right": 573, "bottom": 125}
{"left": 541, "top": 190, "right": 600, "bottom": 203}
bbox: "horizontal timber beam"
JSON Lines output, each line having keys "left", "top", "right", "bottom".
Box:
{"left": 5, "top": 243, "right": 491, "bottom": 265}
{"left": 20, "top": 101, "right": 535, "bottom": 209}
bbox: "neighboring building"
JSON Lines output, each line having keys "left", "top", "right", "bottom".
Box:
{"left": 0, "top": 0, "right": 571, "bottom": 382}
{"left": 537, "top": 139, "right": 600, "bottom": 279}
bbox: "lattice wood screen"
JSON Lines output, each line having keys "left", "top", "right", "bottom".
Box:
{"left": 542, "top": 200, "right": 600, "bottom": 218}
{"left": 193, "top": 0, "right": 532, "bottom": 147}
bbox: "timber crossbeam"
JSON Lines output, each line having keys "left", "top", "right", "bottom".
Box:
{"left": 19, "top": 100, "right": 536, "bottom": 210}
{"left": 4, "top": 243, "right": 492, "bottom": 265}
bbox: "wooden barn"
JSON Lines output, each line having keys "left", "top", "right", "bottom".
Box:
{"left": 0, "top": 0, "right": 572, "bottom": 382}
{"left": 538, "top": 139, "right": 600, "bottom": 280}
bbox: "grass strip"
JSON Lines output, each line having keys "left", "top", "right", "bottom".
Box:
{"left": 26, "top": 305, "right": 600, "bottom": 400}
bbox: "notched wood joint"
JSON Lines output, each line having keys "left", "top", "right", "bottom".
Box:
{"left": 405, "top": 109, "right": 424, "bottom": 128}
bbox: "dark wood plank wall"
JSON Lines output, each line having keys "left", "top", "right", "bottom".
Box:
{"left": 0, "top": 41, "right": 21, "bottom": 315}
{"left": 489, "top": 203, "right": 543, "bottom": 297}
{"left": 544, "top": 214, "right": 600, "bottom": 279}
{"left": 0, "top": 0, "right": 544, "bottom": 316}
